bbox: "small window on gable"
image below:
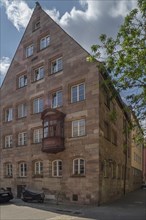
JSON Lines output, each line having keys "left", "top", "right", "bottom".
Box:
{"left": 40, "top": 36, "right": 50, "bottom": 50}
{"left": 18, "top": 74, "right": 27, "bottom": 88}
{"left": 18, "top": 103, "right": 27, "bottom": 118}
{"left": 26, "top": 45, "right": 33, "bottom": 58}
{"left": 5, "top": 108, "right": 13, "bottom": 122}
{"left": 51, "top": 57, "right": 63, "bottom": 74}
{"left": 34, "top": 21, "right": 40, "bottom": 30}
{"left": 33, "top": 66, "right": 44, "bottom": 82}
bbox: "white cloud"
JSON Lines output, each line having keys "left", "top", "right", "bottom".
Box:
{"left": 45, "top": 8, "right": 60, "bottom": 23}
{"left": 0, "top": 57, "right": 11, "bottom": 76}
{"left": 0, "top": 57, "right": 11, "bottom": 85}
{"left": 1, "top": 0, "right": 137, "bottom": 50}
{"left": 110, "top": 0, "right": 137, "bottom": 17}
{"left": 1, "top": 0, "right": 32, "bottom": 31}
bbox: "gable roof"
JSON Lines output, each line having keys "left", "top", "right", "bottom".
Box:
{"left": 1, "top": 2, "right": 91, "bottom": 88}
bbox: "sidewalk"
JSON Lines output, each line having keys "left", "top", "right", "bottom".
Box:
{"left": 13, "top": 189, "right": 146, "bottom": 220}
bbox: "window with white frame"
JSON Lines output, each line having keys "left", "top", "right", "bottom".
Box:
{"left": 4, "top": 135, "right": 13, "bottom": 148}
{"left": 73, "top": 158, "right": 85, "bottom": 175}
{"left": 18, "top": 103, "right": 27, "bottom": 118}
{"left": 52, "top": 90, "right": 63, "bottom": 108}
{"left": 18, "top": 74, "right": 27, "bottom": 88}
{"left": 33, "top": 128, "right": 43, "bottom": 143}
{"left": 51, "top": 57, "right": 63, "bottom": 74}
{"left": 5, "top": 108, "right": 13, "bottom": 122}
{"left": 52, "top": 160, "right": 62, "bottom": 177}
{"left": 72, "top": 119, "right": 85, "bottom": 137}
{"left": 71, "top": 83, "right": 85, "bottom": 103}
{"left": 33, "top": 66, "right": 44, "bottom": 81}
{"left": 34, "top": 161, "right": 43, "bottom": 175}
{"left": 33, "top": 97, "right": 44, "bottom": 114}
{"left": 26, "top": 45, "right": 33, "bottom": 57}
{"left": 5, "top": 163, "right": 13, "bottom": 177}
{"left": 18, "top": 132, "right": 27, "bottom": 146}
{"left": 40, "top": 35, "right": 50, "bottom": 50}
{"left": 19, "top": 162, "right": 27, "bottom": 177}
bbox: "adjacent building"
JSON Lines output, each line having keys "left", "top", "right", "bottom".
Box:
{"left": 0, "top": 3, "right": 143, "bottom": 205}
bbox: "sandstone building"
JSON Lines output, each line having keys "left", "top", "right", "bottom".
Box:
{"left": 0, "top": 3, "right": 143, "bottom": 204}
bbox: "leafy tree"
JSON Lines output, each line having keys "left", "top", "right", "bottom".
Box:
{"left": 87, "top": 0, "right": 146, "bottom": 128}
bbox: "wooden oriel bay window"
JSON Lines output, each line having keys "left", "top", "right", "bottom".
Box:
{"left": 41, "top": 108, "right": 65, "bottom": 153}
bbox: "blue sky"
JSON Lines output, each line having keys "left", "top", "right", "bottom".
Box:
{"left": 0, "top": 0, "right": 137, "bottom": 85}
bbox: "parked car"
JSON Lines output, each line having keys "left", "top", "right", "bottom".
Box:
{"left": 141, "top": 183, "right": 146, "bottom": 189}
{"left": 0, "top": 188, "right": 13, "bottom": 203}
{"left": 21, "top": 189, "right": 45, "bottom": 203}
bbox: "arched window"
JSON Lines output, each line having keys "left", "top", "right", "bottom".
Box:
{"left": 73, "top": 158, "right": 85, "bottom": 175}
{"left": 34, "top": 161, "right": 43, "bottom": 175}
{"left": 52, "top": 160, "right": 62, "bottom": 177}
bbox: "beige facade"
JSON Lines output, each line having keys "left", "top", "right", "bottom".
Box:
{"left": 0, "top": 3, "right": 143, "bottom": 205}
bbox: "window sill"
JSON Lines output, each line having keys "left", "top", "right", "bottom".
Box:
{"left": 17, "top": 85, "right": 27, "bottom": 90}
{"left": 71, "top": 175, "right": 86, "bottom": 178}
{"left": 31, "top": 112, "right": 42, "bottom": 115}
{"left": 17, "top": 176, "right": 27, "bottom": 178}
{"left": 49, "top": 70, "right": 63, "bottom": 76}
{"left": 32, "top": 175, "right": 43, "bottom": 178}
{"left": 52, "top": 176, "right": 62, "bottom": 178}
{"left": 3, "top": 147, "right": 13, "bottom": 149}
{"left": 4, "top": 176, "right": 13, "bottom": 178}
{"left": 17, "top": 145, "right": 27, "bottom": 147}
{"left": 39, "top": 45, "right": 50, "bottom": 51}
{"left": 70, "top": 100, "right": 85, "bottom": 105}
{"left": 17, "top": 116, "right": 27, "bottom": 120}
{"left": 32, "top": 142, "right": 42, "bottom": 145}
{"left": 3, "top": 120, "right": 13, "bottom": 124}
{"left": 31, "top": 78, "right": 45, "bottom": 83}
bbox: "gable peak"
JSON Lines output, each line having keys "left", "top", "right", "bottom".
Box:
{"left": 35, "top": 2, "right": 41, "bottom": 9}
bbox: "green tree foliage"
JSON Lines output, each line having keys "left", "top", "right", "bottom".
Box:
{"left": 88, "top": 0, "right": 146, "bottom": 123}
